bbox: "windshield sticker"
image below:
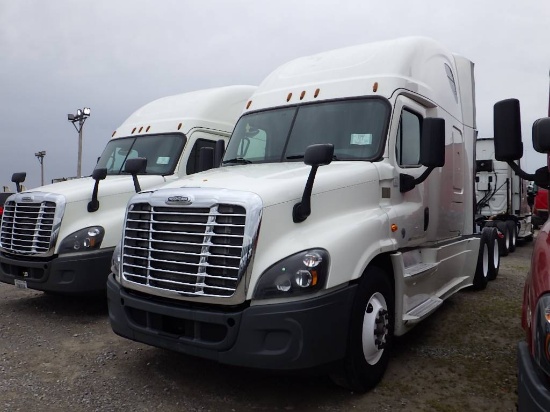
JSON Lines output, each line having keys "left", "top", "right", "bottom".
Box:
{"left": 350, "top": 133, "right": 372, "bottom": 145}
{"left": 156, "top": 156, "right": 170, "bottom": 165}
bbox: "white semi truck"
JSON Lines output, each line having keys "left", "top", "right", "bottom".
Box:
{"left": 107, "top": 37, "right": 499, "bottom": 391}
{"left": 475, "top": 137, "right": 534, "bottom": 255}
{"left": 0, "top": 85, "right": 255, "bottom": 294}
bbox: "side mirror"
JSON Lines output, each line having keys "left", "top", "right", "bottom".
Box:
{"left": 92, "top": 168, "right": 107, "bottom": 181}
{"left": 87, "top": 168, "right": 108, "bottom": 212}
{"left": 420, "top": 118, "right": 445, "bottom": 168}
{"left": 198, "top": 147, "right": 214, "bottom": 172}
{"left": 124, "top": 157, "right": 147, "bottom": 193}
{"left": 493, "top": 98, "right": 523, "bottom": 161}
{"left": 11, "top": 172, "right": 26, "bottom": 193}
{"left": 532, "top": 117, "right": 550, "bottom": 153}
{"left": 400, "top": 117, "right": 445, "bottom": 193}
{"left": 293, "top": 144, "right": 334, "bottom": 223}
{"left": 304, "top": 143, "right": 334, "bottom": 166}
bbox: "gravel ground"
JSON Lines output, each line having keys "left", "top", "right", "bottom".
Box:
{"left": 0, "top": 240, "right": 530, "bottom": 411}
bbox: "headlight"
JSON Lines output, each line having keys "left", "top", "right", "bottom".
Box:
{"left": 253, "top": 249, "right": 329, "bottom": 299}
{"left": 111, "top": 242, "right": 122, "bottom": 283}
{"left": 533, "top": 294, "right": 550, "bottom": 377}
{"left": 57, "top": 226, "right": 105, "bottom": 254}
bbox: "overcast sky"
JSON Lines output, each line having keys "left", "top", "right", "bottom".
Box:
{"left": 1, "top": 0, "right": 549, "bottom": 189}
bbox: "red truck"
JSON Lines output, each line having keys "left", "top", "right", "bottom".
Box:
{"left": 533, "top": 186, "right": 548, "bottom": 228}
{"left": 493, "top": 99, "right": 550, "bottom": 410}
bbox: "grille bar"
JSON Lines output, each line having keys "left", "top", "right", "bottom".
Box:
{"left": 122, "top": 203, "right": 247, "bottom": 298}
{"left": 0, "top": 194, "right": 64, "bottom": 256}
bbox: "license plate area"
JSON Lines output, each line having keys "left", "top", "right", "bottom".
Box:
{"left": 14, "top": 279, "right": 27, "bottom": 289}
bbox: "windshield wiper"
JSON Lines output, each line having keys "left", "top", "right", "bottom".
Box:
{"left": 222, "top": 158, "right": 252, "bottom": 165}
{"left": 286, "top": 154, "right": 341, "bottom": 160}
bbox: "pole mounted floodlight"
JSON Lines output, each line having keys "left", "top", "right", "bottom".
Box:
{"left": 34, "top": 150, "right": 46, "bottom": 186}
{"left": 67, "top": 107, "right": 91, "bottom": 177}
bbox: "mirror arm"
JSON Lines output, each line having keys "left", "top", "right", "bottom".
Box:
{"left": 400, "top": 167, "right": 434, "bottom": 193}
{"left": 507, "top": 161, "right": 535, "bottom": 181}
{"left": 132, "top": 175, "right": 141, "bottom": 193}
{"left": 87, "top": 179, "right": 101, "bottom": 212}
{"left": 293, "top": 165, "right": 319, "bottom": 223}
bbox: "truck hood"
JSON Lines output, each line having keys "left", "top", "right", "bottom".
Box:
{"left": 20, "top": 175, "right": 168, "bottom": 203}
{"left": 153, "top": 162, "right": 386, "bottom": 207}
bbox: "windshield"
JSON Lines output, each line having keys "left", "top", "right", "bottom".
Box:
{"left": 96, "top": 133, "right": 186, "bottom": 175}
{"left": 222, "top": 98, "right": 390, "bottom": 165}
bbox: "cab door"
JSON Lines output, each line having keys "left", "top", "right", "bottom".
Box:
{"left": 389, "top": 95, "right": 432, "bottom": 248}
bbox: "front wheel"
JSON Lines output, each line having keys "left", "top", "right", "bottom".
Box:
{"left": 331, "top": 266, "right": 394, "bottom": 392}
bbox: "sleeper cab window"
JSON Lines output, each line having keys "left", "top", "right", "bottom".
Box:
{"left": 396, "top": 109, "right": 422, "bottom": 167}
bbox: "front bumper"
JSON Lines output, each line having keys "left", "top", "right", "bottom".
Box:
{"left": 0, "top": 247, "right": 114, "bottom": 294}
{"left": 517, "top": 341, "right": 550, "bottom": 411}
{"left": 107, "top": 274, "right": 357, "bottom": 370}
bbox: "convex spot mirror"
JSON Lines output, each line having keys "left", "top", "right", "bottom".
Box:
{"left": 532, "top": 117, "right": 550, "bottom": 153}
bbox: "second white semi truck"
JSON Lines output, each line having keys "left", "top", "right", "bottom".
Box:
{"left": 0, "top": 85, "right": 256, "bottom": 294}
{"left": 475, "top": 137, "right": 534, "bottom": 256}
{"left": 107, "top": 37, "right": 500, "bottom": 391}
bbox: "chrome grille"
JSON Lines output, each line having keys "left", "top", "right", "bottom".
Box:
{"left": 122, "top": 202, "right": 248, "bottom": 298}
{"left": 1, "top": 199, "right": 58, "bottom": 255}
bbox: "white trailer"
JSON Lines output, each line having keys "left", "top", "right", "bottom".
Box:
{"left": 107, "top": 37, "right": 499, "bottom": 391}
{"left": 0, "top": 85, "right": 255, "bottom": 294}
{"left": 475, "top": 137, "right": 534, "bottom": 255}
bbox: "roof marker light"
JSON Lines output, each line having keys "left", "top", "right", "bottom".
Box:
{"left": 314, "top": 89, "right": 320, "bottom": 98}
{"left": 373, "top": 82, "right": 379, "bottom": 92}
{"left": 146, "top": 126, "right": 151, "bottom": 132}
{"left": 131, "top": 127, "right": 136, "bottom": 134}
{"left": 178, "top": 123, "right": 182, "bottom": 130}
{"left": 300, "top": 91, "right": 306, "bottom": 100}
{"left": 139, "top": 127, "right": 143, "bottom": 133}
{"left": 287, "top": 93, "right": 292, "bottom": 102}
{"left": 112, "top": 131, "right": 116, "bottom": 137}
{"left": 246, "top": 100, "right": 252, "bottom": 109}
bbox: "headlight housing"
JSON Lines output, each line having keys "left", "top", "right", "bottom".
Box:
{"left": 57, "top": 226, "right": 105, "bottom": 254}
{"left": 253, "top": 249, "right": 329, "bottom": 299}
{"left": 111, "top": 242, "right": 122, "bottom": 283}
{"left": 533, "top": 293, "right": 550, "bottom": 377}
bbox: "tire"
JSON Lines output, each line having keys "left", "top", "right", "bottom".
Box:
{"left": 505, "top": 220, "right": 517, "bottom": 253}
{"left": 331, "top": 266, "right": 394, "bottom": 393}
{"left": 485, "top": 227, "right": 500, "bottom": 281}
{"left": 495, "top": 221, "right": 510, "bottom": 257}
{"left": 472, "top": 229, "right": 490, "bottom": 290}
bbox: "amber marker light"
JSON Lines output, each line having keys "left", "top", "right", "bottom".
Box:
{"left": 246, "top": 100, "right": 252, "bottom": 109}
{"left": 287, "top": 93, "right": 292, "bottom": 102}
{"left": 139, "top": 127, "right": 143, "bottom": 133}
{"left": 131, "top": 127, "right": 136, "bottom": 134}
{"left": 373, "top": 82, "right": 379, "bottom": 92}
{"left": 177, "top": 123, "right": 182, "bottom": 130}
{"left": 391, "top": 224, "right": 398, "bottom": 232}
{"left": 111, "top": 131, "right": 116, "bottom": 137}
{"left": 300, "top": 91, "right": 306, "bottom": 100}
{"left": 314, "top": 88, "right": 320, "bottom": 98}
{"left": 146, "top": 126, "right": 151, "bottom": 132}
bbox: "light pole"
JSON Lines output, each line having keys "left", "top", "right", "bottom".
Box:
{"left": 34, "top": 150, "right": 46, "bottom": 186}
{"left": 67, "top": 107, "right": 91, "bottom": 177}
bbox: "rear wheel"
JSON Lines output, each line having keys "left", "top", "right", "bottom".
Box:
{"left": 472, "top": 229, "right": 491, "bottom": 290}
{"left": 331, "top": 266, "right": 394, "bottom": 393}
{"left": 495, "top": 221, "right": 510, "bottom": 256}
{"left": 485, "top": 227, "right": 500, "bottom": 280}
{"left": 506, "top": 220, "right": 517, "bottom": 253}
